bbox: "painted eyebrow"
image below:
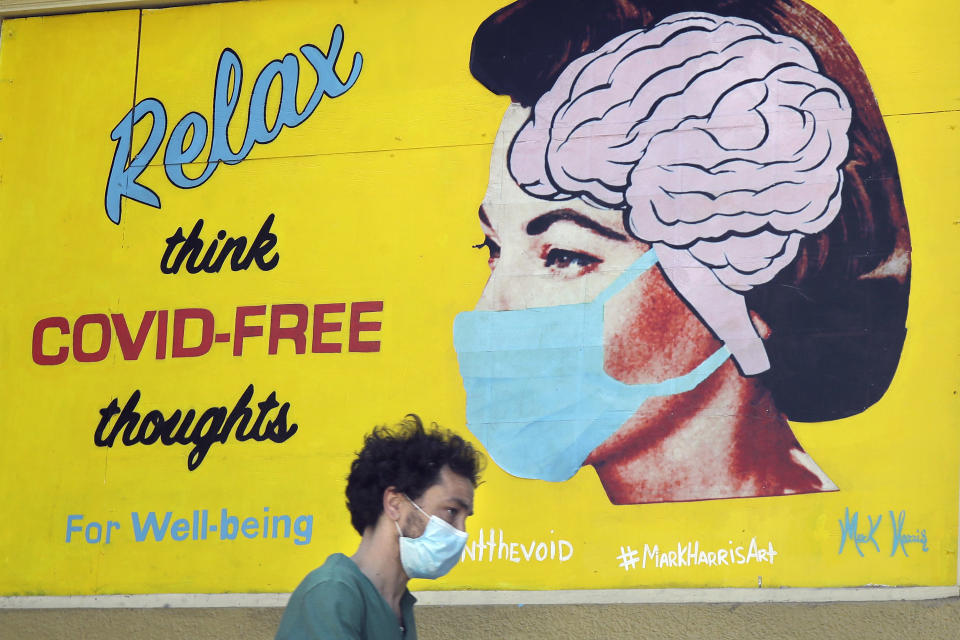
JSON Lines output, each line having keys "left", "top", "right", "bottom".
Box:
{"left": 526, "top": 209, "right": 628, "bottom": 241}
{"left": 478, "top": 206, "right": 492, "bottom": 228}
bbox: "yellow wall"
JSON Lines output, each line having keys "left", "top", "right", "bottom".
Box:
{"left": 0, "top": 0, "right": 957, "bottom": 609}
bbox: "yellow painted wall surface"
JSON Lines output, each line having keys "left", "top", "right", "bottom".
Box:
{"left": 0, "top": 0, "right": 957, "bottom": 597}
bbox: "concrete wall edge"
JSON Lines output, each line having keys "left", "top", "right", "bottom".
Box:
{"left": 2, "top": 586, "right": 957, "bottom": 609}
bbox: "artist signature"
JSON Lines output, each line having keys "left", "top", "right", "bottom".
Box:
{"left": 838, "top": 508, "right": 929, "bottom": 557}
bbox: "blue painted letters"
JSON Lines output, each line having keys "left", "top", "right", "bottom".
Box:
{"left": 889, "top": 510, "right": 929, "bottom": 557}
{"left": 104, "top": 25, "right": 362, "bottom": 223}
{"left": 838, "top": 508, "right": 930, "bottom": 558}
{"left": 838, "top": 507, "right": 882, "bottom": 556}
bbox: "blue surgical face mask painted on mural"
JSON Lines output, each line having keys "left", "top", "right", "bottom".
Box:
{"left": 453, "top": 249, "right": 731, "bottom": 482}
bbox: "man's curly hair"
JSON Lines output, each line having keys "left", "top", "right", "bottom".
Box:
{"left": 345, "top": 415, "right": 484, "bottom": 535}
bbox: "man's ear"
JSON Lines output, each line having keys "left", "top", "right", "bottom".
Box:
{"left": 383, "top": 486, "right": 403, "bottom": 521}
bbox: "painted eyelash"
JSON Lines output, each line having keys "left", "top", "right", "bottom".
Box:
{"left": 473, "top": 237, "right": 501, "bottom": 255}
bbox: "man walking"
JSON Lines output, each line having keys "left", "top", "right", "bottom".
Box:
{"left": 276, "top": 415, "right": 483, "bottom": 639}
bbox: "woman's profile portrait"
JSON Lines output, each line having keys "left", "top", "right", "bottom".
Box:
{"left": 454, "top": 0, "right": 910, "bottom": 504}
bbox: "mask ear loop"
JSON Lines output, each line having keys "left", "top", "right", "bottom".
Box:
{"left": 591, "top": 246, "right": 731, "bottom": 393}
{"left": 404, "top": 494, "right": 430, "bottom": 518}
{"left": 404, "top": 494, "right": 468, "bottom": 538}
{"left": 399, "top": 494, "right": 431, "bottom": 537}
{"left": 394, "top": 494, "right": 424, "bottom": 539}
{"left": 654, "top": 243, "right": 768, "bottom": 375}
{"left": 594, "top": 249, "right": 660, "bottom": 306}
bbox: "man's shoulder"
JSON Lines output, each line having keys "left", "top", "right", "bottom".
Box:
{"left": 275, "top": 554, "right": 373, "bottom": 640}
{"left": 293, "top": 553, "right": 367, "bottom": 600}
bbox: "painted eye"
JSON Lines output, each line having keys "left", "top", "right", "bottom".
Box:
{"left": 544, "top": 248, "right": 601, "bottom": 272}
{"left": 472, "top": 236, "right": 501, "bottom": 266}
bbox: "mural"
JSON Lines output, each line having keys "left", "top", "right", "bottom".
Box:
{"left": 454, "top": 1, "right": 911, "bottom": 504}
{"left": 0, "top": 0, "right": 956, "bottom": 597}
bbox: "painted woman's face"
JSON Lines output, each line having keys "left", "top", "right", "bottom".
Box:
{"left": 474, "top": 105, "right": 723, "bottom": 388}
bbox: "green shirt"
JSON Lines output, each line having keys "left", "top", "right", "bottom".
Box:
{"left": 276, "top": 553, "right": 417, "bottom": 640}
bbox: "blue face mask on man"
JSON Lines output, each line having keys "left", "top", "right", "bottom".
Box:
{"left": 396, "top": 496, "right": 468, "bottom": 580}
{"left": 453, "top": 249, "right": 730, "bottom": 482}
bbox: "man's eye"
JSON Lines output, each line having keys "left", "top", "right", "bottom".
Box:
{"left": 472, "top": 236, "right": 501, "bottom": 265}
{"left": 544, "top": 248, "right": 601, "bottom": 272}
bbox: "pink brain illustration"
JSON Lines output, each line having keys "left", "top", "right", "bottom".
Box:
{"left": 508, "top": 12, "right": 853, "bottom": 374}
